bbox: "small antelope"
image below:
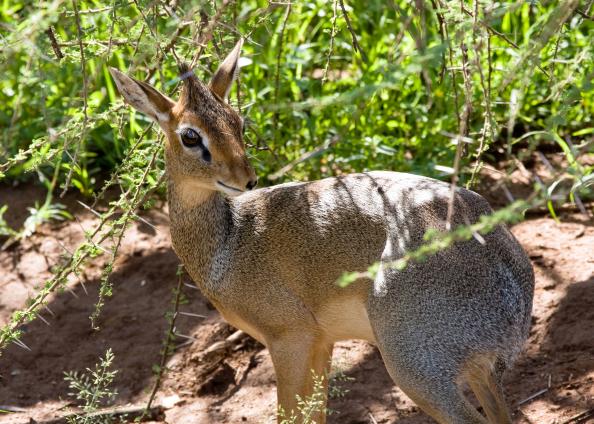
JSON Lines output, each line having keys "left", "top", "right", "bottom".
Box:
{"left": 110, "top": 40, "right": 534, "bottom": 424}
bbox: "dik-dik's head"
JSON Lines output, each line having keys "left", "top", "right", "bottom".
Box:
{"left": 109, "top": 40, "right": 257, "bottom": 197}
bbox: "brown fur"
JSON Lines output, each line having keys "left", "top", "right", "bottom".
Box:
{"left": 109, "top": 41, "right": 535, "bottom": 424}
{"left": 464, "top": 355, "right": 512, "bottom": 424}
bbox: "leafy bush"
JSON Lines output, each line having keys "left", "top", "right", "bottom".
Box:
{"left": 0, "top": 0, "right": 592, "bottom": 349}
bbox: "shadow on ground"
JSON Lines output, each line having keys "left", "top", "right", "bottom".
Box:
{"left": 1, "top": 219, "right": 593, "bottom": 424}
{"left": 0, "top": 247, "right": 211, "bottom": 406}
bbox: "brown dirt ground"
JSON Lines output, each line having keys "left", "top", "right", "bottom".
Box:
{"left": 0, "top": 176, "right": 593, "bottom": 424}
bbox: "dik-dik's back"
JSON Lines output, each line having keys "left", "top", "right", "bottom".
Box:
{"left": 172, "top": 171, "right": 533, "bottom": 353}
{"left": 111, "top": 40, "right": 534, "bottom": 424}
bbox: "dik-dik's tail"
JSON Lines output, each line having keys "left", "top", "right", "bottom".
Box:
{"left": 464, "top": 355, "right": 512, "bottom": 424}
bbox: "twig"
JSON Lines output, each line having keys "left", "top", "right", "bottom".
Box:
{"left": 429, "top": 0, "right": 447, "bottom": 81}
{"left": 459, "top": 5, "right": 551, "bottom": 79}
{"left": 576, "top": 9, "right": 594, "bottom": 20}
{"left": 179, "top": 311, "right": 207, "bottom": 318}
{"left": 322, "top": 0, "right": 339, "bottom": 85}
{"left": 0, "top": 405, "right": 26, "bottom": 412}
{"left": 469, "top": 5, "right": 495, "bottom": 187}
{"left": 145, "top": 265, "right": 185, "bottom": 413}
{"left": 202, "top": 330, "right": 247, "bottom": 355}
{"left": 446, "top": 32, "right": 473, "bottom": 229}
{"left": 45, "top": 26, "right": 63, "bottom": 59}
{"left": 61, "top": 2, "right": 134, "bottom": 15}
{"left": 61, "top": 0, "right": 88, "bottom": 198}
{"left": 268, "top": 136, "right": 338, "bottom": 181}
{"left": 92, "top": 122, "right": 155, "bottom": 208}
{"left": 516, "top": 387, "right": 548, "bottom": 406}
{"left": 273, "top": 2, "right": 291, "bottom": 131}
{"left": 90, "top": 146, "right": 162, "bottom": 328}
{"left": 106, "top": 0, "right": 117, "bottom": 58}
{"left": 190, "top": 0, "right": 233, "bottom": 69}
{"left": 558, "top": 409, "right": 594, "bottom": 424}
{"left": 338, "top": 0, "right": 367, "bottom": 62}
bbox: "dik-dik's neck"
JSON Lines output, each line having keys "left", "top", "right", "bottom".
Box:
{"left": 167, "top": 180, "right": 234, "bottom": 291}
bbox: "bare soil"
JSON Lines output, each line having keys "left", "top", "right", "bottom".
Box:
{"left": 0, "top": 180, "right": 592, "bottom": 424}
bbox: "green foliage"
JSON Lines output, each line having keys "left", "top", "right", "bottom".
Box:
{"left": 1, "top": 0, "right": 593, "bottom": 352}
{"left": 21, "top": 199, "right": 72, "bottom": 237}
{"left": 63, "top": 348, "right": 118, "bottom": 424}
{"left": 338, "top": 198, "right": 530, "bottom": 286}
{"left": 278, "top": 366, "right": 355, "bottom": 422}
{"left": 279, "top": 373, "right": 327, "bottom": 424}
{"left": 1, "top": 0, "right": 593, "bottom": 193}
{"left": 0, "top": 205, "right": 17, "bottom": 237}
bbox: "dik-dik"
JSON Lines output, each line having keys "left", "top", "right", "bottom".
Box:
{"left": 110, "top": 40, "right": 534, "bottom": 424}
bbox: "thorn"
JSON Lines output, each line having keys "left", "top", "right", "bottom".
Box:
{"left": 472, "top": 231, "right": 486, "bottom": 245}
{"left": 179, "top": 311, "right": 207, "bottom": 319}
{"left": 37, "top": 314, "right": 50, "bottom": 326}
{"left": 44, "top": 305, "right": 55, "bottom": 316}
{"left": 573, "top": 192, "right": 589, "bottom": 217}
{"left": 536, "top": 151, "right": 555, "bottom": 173}
{"left": 173, "top": 340, "right": 194, "bottom": 350}
{"left": 173, "top": 333, "right": 197, "bottom": 341}
{"left": 77, "top": 276, "right": 89, "bottom": 295}
{"left": 133, "top": 213, "right": 157, "bottom": 230}
{"left": 76, "top": 200, "right": 102, "bottom": 218}
{"left": 501, "top": 184, "right": 515, "bottom": 203}
{"left": 68, "top": 288, "right": 79, "bottom": 299}
{"left": 517, "top": 387, "right": 548, "bottom": 406}
{"left": 0, "top": 405, "right": 27, "bottom": 413}
{"left": 55, "top": 239, "right": 73, "bottom": 255}
{"left": 12, "top": 339, "right": 31, "bottom": 351}
{"left": 183, "top": 283, "right": 199, "bottom": 291}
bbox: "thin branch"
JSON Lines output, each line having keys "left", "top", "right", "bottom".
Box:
{"left": 106, "top": 0, "right": 117, "bottom": 58}
{"left": 145, "top": 265, "right": 185, "bottom": 414}
{"left": 273, "top": 2, "right": 292, "bottom": 131}
{"left": 190, "top": 0, "right": 233, "bottom": 69}
{"left": 61, "top": 0, "right": 88, "bottom": 198}
{"left": 322, "top": 0, "right": 339, "bottom": 85}
{"left": 446, "top": 14, "right": 473, "bottom": 230}
{"left": 45, "top": 26, "right": 63, "bottom": 59}
{"left": 338, "top": 0, "right": 367, "bottom": 63}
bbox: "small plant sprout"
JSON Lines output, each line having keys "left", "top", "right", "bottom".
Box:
{"left": 63, "top": 348, "right": 118, "bottom": 424}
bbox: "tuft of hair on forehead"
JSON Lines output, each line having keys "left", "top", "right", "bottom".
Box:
{"left": 177, "top": 63, "right": 210, "bottom": 105}
{"left": 175, "top": 63, "right": 243, "bottom": 136}
{"left": 178, "top": 63, "right": 199, "bottom": 84}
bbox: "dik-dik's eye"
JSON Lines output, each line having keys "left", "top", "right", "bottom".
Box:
{"left": 180, "top": 128, "right": 202, "bottom": 147}
{"left": 178, "top": 127, "right": 211, "bottom": 163}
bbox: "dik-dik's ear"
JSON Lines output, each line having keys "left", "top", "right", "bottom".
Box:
{"left": 209, "top": 39, "right": 243, "bottom": 100}
{"left": 109, "top": 68, "right": 175, "bottom": 126}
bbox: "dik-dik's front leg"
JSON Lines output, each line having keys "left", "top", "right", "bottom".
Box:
{"left": 269, "top": 332, "right": 334, "bottom": 424}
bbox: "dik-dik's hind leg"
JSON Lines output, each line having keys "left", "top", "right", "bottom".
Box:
{"left": 464, "top": 355, "right": 512, "bottom": 424}
{"left": 268, "top": 333, "right": 334, "bottom": 424}
{"left": 399, "top": 382, "right": 487, "bottom": 424}
{"left": 381, "top": 358, "right": 487, "bottom": 424}
{"left": 374, "top": 342, "right": 487, "bottom": 424}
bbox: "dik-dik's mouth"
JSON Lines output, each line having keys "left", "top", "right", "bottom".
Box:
{"left": 216, "top": 180, "right": 244, "bottom": 196}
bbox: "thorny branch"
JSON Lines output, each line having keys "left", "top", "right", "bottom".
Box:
{"left": 338, "top": 0, "right": 367, "bottom": 63}
{"left": 273, "top": 2, "right": 292, "bottom": 131}
{"left": 61, "top": 0, "right": 89, "bottom": 198}
{"left": 144, "top": 265, "right": 185, "bottom": 415}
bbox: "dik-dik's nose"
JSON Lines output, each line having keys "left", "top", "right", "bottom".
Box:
{"left": 246, "top": 178, "right": 258, "bottom": 190}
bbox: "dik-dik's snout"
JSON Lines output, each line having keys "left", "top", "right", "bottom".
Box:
{"left": 243, "top": 157, "right": 258, "bottom": 191}
{"left": 215, "top": 156, "right": 257, "bottom": 196}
